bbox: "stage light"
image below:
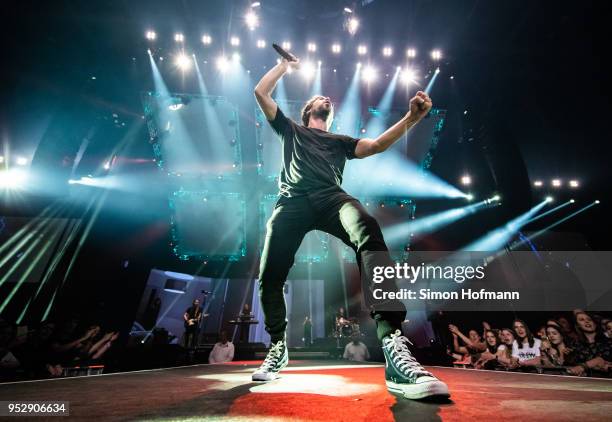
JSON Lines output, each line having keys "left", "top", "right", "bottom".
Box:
{"left": 331, "top": 43, "right": 342, "bottom": 54}
{"left": 175, "top": 53, "right": 192, "bottom": 71}
{"left": 344, "top": 7, "right": 353, "bottom": 13}
{"left": 245, "top": 11, "right": 259, "bottom": 30}
{"left": 546, "top": 196, "right": 554, "bottom": 203}
{"left": 282, "top": 41, "right": 291, "bottom": 50}
{"left": 406, "top": 48, "right": 417, "bottom": 58}
{"left": 0, "top": 168, "right": 27, "bottom": 189}
{"left": 0, "top": 156, "right": 4, "bottom": 163}
{"left": 202, "top": 34, "right": 212, "bottom": 45}
{"left": 460, "top": 175, "right": 471, "bottom": 185}
{"left": 357, "top": 45, "right": 367, "bottom": 55}
{"left": 230, "top": 36, "right": 240, "bottom": 46}
{"left": 595, "top": 200, "right": 600, "bottom": 204}
{"left": 251, "top": 1, "right": 261, "bottom": 7}
{"left": 551, "top": 179, "right": 562, "bottom": 187}
{"left": 145, "top": 30, "right": 156, "bottom": 41}
{"left": 362, "top": 66, "right": 376, "bottom": 82}
{"left": 307, "top": 42, "right": 317, "bottom": 52}
{"left": 466, "top": 193, "right": 474, "bottom": 201}
{"left": 382, "top": 46, "right": 393, "bottom": 57}
{"left": 174, "top": 33, "right": 184, "bottom": 43}
{"left": 103, "top": 161, "right": 111, "bottom": 170}
{"left": 15, "top": 156, "right": 28, "bottom": 166}
{"left": 569, "top": 180, "right": 579, "bottom": 188}
{"left": 216, "top": 56, "right": 229, "bottom": 72}
{"left": 484, "top": 194, "right": 501, "bottom": 205}
{"left": 431, "top": 49, "right": 442, "bottom": 60}
{"left": 533, "top": 180, "right": 543, "bottom": 187}
{"left": 400, "top": 68, "right": 417, "bottom": 85}
{"left": 435, "top": 67, "right": 440, "bottom": 74}
{"left": 317, "top": 60, "right": 322, "bottom": 67}
{"left": 301, "top": 61, "right": 315, "bottom": 80}
{"left": 570, "top": 199, "right": 575, "bottom": 203}
{"left": 256, "top": 39, "right": 266, "bottom": 48}
{"left": 347, "top": 17, "right": 359, "bottom": 35}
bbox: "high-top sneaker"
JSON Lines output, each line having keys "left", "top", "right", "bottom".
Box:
{"left": 251, "top": 339, "right": 289, "bottom": 381}
{"left": 382, "top": 330, "right": 450, "bottom": 399}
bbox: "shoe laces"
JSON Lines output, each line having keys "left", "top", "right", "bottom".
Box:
{"left": 385, "top": 330, "right": 431, "bottom": 378}
{"left": 260, "top": 340, "right": 285, "bottom": 371}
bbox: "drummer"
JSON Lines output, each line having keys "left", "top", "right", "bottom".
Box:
{"left": 335, "top": 306, "right": 348, "bottom": 325}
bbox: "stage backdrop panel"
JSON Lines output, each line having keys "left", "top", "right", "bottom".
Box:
{"left": 143, "top": 92, "right": 242, "bottom": 177}
{"left": 169, "top": 191, "right": 246, "bottom": 261}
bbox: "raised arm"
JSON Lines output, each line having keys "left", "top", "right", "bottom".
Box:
{"left": 355, "top": 91, "right": 432, "bottom": 158}
{"left": 254, "top": 59, "right": 299, "bottom": 120}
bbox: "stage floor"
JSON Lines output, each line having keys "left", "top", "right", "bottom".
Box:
{"left": 1, "top": 360, "right": 611, "bottom": 421}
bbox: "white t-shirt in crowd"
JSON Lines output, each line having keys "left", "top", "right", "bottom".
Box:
{"left": 511, "top": 338, "right": 541, "bottom": 362}
{"left": 343, "top": 341, "right": 370, "bottom": 362}
{"left": 209, "top": 341, "right": 235, "bottom": 364}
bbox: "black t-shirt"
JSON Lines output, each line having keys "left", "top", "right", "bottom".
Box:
{"left": 268, "top": 107, "right": 360, "bottom": 197}
{"left": 185, "top": 306, "right": 201, "bottom": 319}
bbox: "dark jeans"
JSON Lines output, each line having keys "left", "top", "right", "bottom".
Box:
{"left": 184, "top": 327, "right": 198, "bottom": 348}
{"left": 258, "top": 188, "right": 406, "bottom": 343}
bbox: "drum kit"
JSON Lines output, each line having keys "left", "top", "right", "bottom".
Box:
{"left": 333, "top": 316, "right": 362, "bottom": 338}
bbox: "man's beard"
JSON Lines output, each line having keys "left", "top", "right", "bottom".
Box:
{"left": 311, "top": 106, "right": 331, "bottom": 122}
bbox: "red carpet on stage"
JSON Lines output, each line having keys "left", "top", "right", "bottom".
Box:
{"left": 1, "top": 360, "right": 611, "bottom": 421}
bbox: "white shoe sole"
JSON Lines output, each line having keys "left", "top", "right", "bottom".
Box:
{"left": 252, "top": 371, "right": 280, "bottom": 382}
{"left": 386, "top": 380, "right": 450, "bottom": 400}
{"left": 251, "top": 356, "right": 288, "bottom": 382}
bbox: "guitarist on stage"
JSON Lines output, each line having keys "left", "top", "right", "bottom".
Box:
{"left": 183, "top": 299, "right": 203, "bottom": 349}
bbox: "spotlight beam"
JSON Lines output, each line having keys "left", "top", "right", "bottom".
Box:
{"left": 523, "top": 200, "right": 573, "bottom": 225}
{"left": 462, "top": 199, "right": 549, "bottom": 251}
{"left": 309, "top": 62, "right": 322, "bottom": 97}
{"left": 336, "top": 65, "right": 362, "bottom": 137}
{"left": 364, "top": 67, "right": 400, "bottom": 137}
{"left": 42, "top": 191, "right": 109, "bottom": 320}
{"left": 0, "top": 228, "right": 63, "bottom": 313}
{"left": 0, "top": 207, "right": 65, "bottom": 273}
{"left": 511, "top": 201, "right": 599, "bottom": 250}
{"left": 17, "top": 197, "right": 97, "bottom": 324}
{"left": 148, "top": 50, "right": 198, "bottom": 172}
{"left": 194, "top": 57, "right": 228, "bottom": 164}
{"left": 384, "top": 199, "right": 489, "bottom": 244}
{"left": 343, "top": 153, "right": 468, "bottom": 199}
{"left": 424, "top": 68, "right": 440, "bottom": 95}
{"left": 0, "top": 203, "right": 60, "bottom": 257}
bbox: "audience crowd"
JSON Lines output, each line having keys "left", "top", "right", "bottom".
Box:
{"left": 0, "top": 316, "right": 119, "bottom": 381}
{"left": 447, "top": 310, "right": 612, "bottom": 377}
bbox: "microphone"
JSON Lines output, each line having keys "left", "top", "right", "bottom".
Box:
{"left": 272, "top": 43, "right": 298, "bottom": 62}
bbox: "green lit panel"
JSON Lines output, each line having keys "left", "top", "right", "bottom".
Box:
{"left": 169, "top": 191, "right": 246, "bottom": 261}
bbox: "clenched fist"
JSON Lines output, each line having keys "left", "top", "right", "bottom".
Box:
{"left": 408, "top": 91, "right": 432, "bottom": 121}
